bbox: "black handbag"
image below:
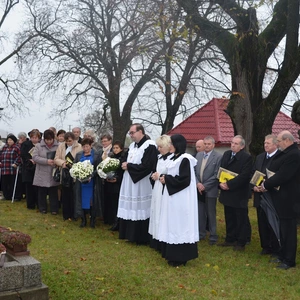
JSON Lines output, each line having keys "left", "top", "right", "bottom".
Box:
{"left": 53, "top": 167, "right": 61, "bottom": 182}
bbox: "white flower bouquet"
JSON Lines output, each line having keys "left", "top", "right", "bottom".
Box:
{"left": 97, "top": 157, "right": 120, "bottom": 179}
{"left": 70, "top": 160, "right": 94, "bottom": 182}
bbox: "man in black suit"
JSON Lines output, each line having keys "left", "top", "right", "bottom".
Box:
{"left": 218, "top": 135, "right": 252, "bottom": 251}
{"left": 252, "top": 134, "right": 280, "bottom": 255}
{"left": 260, "top": 131, "right": 300, "bottom": 269}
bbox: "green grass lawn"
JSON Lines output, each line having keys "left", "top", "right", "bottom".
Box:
{"left": 1, "top": 199, "right": 300, "bottom": 300}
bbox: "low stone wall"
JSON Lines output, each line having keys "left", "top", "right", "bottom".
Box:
{"left": 0, "top": 253, "right": 48, "bottom": 300}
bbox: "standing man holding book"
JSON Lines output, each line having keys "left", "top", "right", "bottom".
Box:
{"left": 195, "top": 136, "right": 222, "bottom": 245}
{"left": 260, "top": 131, "right": 300, "bottom": 269}
{"left": 252, "top": 134, "right": 280, "bottom": 256}
{"left": 218, "top": 135, "right": 252, "bottom": 251}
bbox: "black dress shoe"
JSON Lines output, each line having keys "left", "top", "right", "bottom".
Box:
{"left": 109, "top": 222, "right": 119, "bottom": 231}
{"left": 276, "top": 263, "right": 294, "bottom": 270}
{"left": 260, "top": 249, "right": 273, "bottom": 255}
{"left": 269, "top": 258, "right": 282, "bottom": 263}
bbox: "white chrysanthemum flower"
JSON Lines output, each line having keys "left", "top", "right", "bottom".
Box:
{"left": 97, "top": 158, "right": 120, "bottom": 179}
{"left": 70, "top": 160, "right": 94, "bottom": 181}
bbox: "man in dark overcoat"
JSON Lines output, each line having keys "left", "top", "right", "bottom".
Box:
{"left": 252, "top": 134, "right": 280, "bottom": 255}
{"left": 260, "top": 130, "right": 300, "bottom": 269}
{"left": 218, "top": 135, "right": 252, "bottom": 251}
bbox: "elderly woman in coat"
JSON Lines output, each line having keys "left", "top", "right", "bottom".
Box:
{"left": 21, "top": 129, "right": 41, "bottom": 209}
{"left": 54, "top": 132, "right": 82, "bottom": 220}
{"left": 32, "top": 129, "right": 60, "bottom": 214}
{"left": 0, "top": 134, "right": 21, "bottom": 200}
{"left": 73, "top": 137, "right": 103, "bottom": 228}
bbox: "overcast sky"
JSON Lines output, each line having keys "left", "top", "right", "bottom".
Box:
{"left": 0, "top": 2, "right": 81, "bottom": 137}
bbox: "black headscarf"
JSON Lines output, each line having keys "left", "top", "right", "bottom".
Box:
{"left": 170, "top": 134, "right": 186, "bottom": 155}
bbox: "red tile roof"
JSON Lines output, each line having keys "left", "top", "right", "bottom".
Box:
{"left": 168, "top": 98, "right": 300, "bottom": 146}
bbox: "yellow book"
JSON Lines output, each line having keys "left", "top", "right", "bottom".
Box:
{"left": 250, "top": 170, "right": 265, "bottom": 186}
{"left": 217, "top": 167, "right": 238, "bottom": 183}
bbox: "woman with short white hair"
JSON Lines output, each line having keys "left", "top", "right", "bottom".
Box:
{"left": 149, "top": 135, "right": 173, "bottom": 251}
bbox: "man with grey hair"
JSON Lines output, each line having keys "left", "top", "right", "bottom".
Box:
{"left": 72, "top": 127, "right": 82, "bottom": 144}
{"left": 195, "top": 136, "right": 222, "bottom": 245}
{"left": 260, "top": 130, "right": 300, "bottom": 269}
{"left": 252, "top": 134, "right": 280, "bottom": 256}
{"left": 218, "top": 135, "right": 252, "bottom": 251}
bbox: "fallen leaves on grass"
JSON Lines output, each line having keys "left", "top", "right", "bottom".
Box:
{"left": 178, "top": 284, "right": 197, "bottom": 294}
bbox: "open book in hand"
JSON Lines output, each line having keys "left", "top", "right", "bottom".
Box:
{"left": 217, "top": 167, "right": 238, "bottom": 183}
{"left": 266, "top": 168, "right": 280, "bottom": 190}
{"left": 250, "top": 170, "right": 265, "bottom": 186}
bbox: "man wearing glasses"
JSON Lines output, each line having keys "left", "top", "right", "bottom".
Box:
{"left": 260, "top": 131, "right": 300, "bottom": 270}
{"left": 117, "top": 123, "right": 157, "bottom": 244}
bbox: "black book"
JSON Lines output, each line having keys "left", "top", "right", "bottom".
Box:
{"left": 47, "top": 151, "right": 56, "bottom": 160}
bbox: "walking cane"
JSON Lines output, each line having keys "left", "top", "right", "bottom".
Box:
{"left": 12, "top": 165, "right": 19, "bottom": 203}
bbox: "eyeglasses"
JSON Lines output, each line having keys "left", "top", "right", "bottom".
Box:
{"left": 128, "top": 131, "right": 137, "bottom": 135}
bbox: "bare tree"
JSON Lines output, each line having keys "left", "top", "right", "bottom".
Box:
{"left": 83, "top": 106, "right": 113, "bottom": 137}
{"left": 0, "top": 0, "right": 40, "bottom": 117}
{"left": 133, "top": 0, "right": 229, "bottom": 135}
{"left": 21, "top": 0, "right": 170, "bottom": 142}
{"left": 177, "top": 0, "right": 300, "bottom": 155}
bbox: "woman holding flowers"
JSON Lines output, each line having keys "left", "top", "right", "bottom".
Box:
{"left": 73, "top": 138, "right": 103, "bottom": 228}
{"left": 100, "top": 141, "right": 125, "bottom": 229}
{"left": 54, "top": 132, "right": 82, "bottom": 221}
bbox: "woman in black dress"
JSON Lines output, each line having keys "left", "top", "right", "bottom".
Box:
{"left": 103, "top": 141, "right": 125, "bottom": 229}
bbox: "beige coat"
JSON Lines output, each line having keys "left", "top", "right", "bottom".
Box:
{"left": 54, "top": 141, "right": 82, "bottom": 167}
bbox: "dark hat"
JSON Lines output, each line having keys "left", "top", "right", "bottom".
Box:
{"left": 6, "top": 134, "right": 17, "bottom": 144}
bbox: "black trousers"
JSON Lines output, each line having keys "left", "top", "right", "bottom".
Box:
{"left": 278, "top": 218, "right": 297, "bottom": 267}
{"left": 38, "top": 186, "right": 59, "bottom": 213}
{"left": 2, "top": 175, "right": 14, "bottom": 200}
{"left": 1, "top": 174, "right": 21, "bottom": 200}
{"left": 224, "top": 205, "right": 248, "bottom": 246}
{"left": 257, "top": 206, "right": 280, "bottom": 253}
{"left": 26, "top": 183, "right": 38, "bottom": 209}
{"left": 103, "top": 184, "right": 120, "bottom": 225}
{"left": 61, "top": 185, "right": 74, "bottom": 220}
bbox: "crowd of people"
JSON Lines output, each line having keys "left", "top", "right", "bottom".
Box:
{"left": 0, "top": 125, "right": 299, "bottom": 269}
